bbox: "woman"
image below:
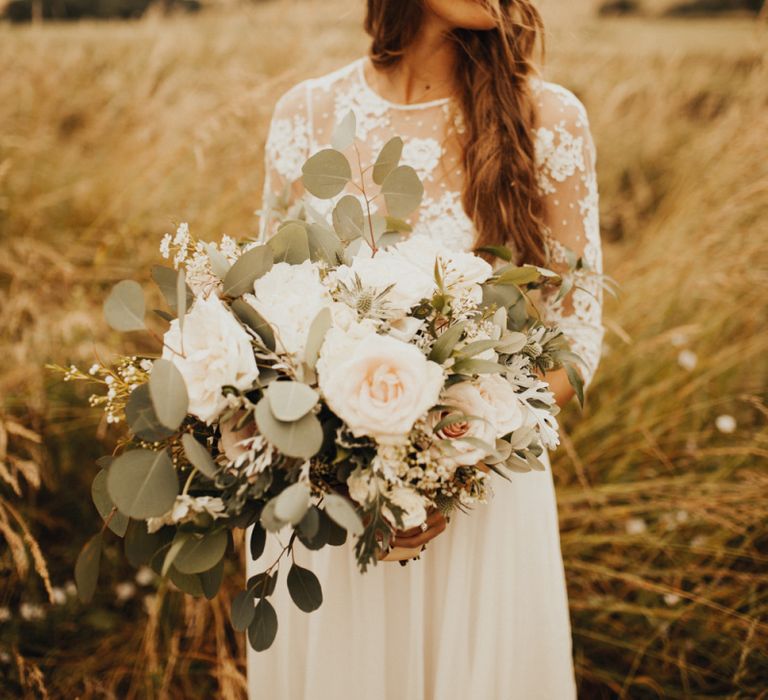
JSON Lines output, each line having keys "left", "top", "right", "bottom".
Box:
{"left": 247, "top": 1, "right": 604, "bottom": 697}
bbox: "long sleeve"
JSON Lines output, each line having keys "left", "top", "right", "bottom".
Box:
{"left": 258, "top": 81, "right": 312, "bottom": 242}
{"left": 533, "top": 82, "right": 605, "bottom": 390}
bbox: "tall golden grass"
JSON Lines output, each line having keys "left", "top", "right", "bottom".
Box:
{"left": 0, "top": 1, "right": 766, "bottom": 697}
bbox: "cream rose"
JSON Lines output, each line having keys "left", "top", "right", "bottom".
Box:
{"left": 382, "top": 486, "right": 428, "bottom": 530}
{"left": 162, "top": 295, "right": 259, "bottom": 424}
{"left": 476, "top": 374, "right": 525, "bottom": 437}
{"left": 318, "top": 331, "right": 444, "bottom": 444}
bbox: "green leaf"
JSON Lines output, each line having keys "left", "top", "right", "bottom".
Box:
{"left": 91, "top": 470, "right": 129, "bottom": 537}
{"left": 268, "top": 222, "right": 310, "bottom": 264}
{"left": 564, "top": 363, "right": 585, "bottom": 408}
{"left": 74, "top": 532, "right": 103, "bottom": 603}
{"left": 297, "top": 507, "right": 330, "bottom": 550}
{"left": 297, "top": 505, "right": 320, "bottom": 540}
{"left": 176, "top": 268, "right": 187, "bottom": 333}
{"left": 302, "top": 149, "right": 352, "bottom": 199}
{"left": 181, "top": 433, "right": 218, "bottom": 479}
{"left": 332, "top": 195, "right": 364, "bottom": 242}
{"left": 326, "top": 513, "right": 347, "bottom": 547}
{"left": 481, "top": 282, "right": 523, "bottom": 311}
{"left": 303, "top": 307, "right": 332, "bottom": 370}
{"left": 106, "top": 448, "right": 179, "bottom": 519}
{"left": 125, "top": 384, "right": 175, "bottom": 442}
{"left": 259, "top": 498, "right": 285, "bottom": 532}
{"left": 323, "top": 493, "right": 364, "bottom": 536}
{"left": 161, "top": 531, "right": 190, "bottom": 577}
{"left": 476, "top": 245, "right": 514, "bottom": 262}
{"left": 381, "top": 165, "right": 423, "bottom": 218}
{"left": 307, "top": 223, "right": 344, "bottom": 265}
{"left": 249, "top": 523, "right": 266, "bottom": 560}
{"left": 199, "top": 559, "right": 224, "bottom": 600}
{"left": 151, "top": 265, "right": 194, "bottom": 313}
{"left": 494, "top": 265, "right": 541, "bottom": 286}
{"left": 428, "top": 321, "right": 466, "bottom": 364}
{"left": 496, "top": 332, "right": 527, "bottom": 354}
{"left": 452, "top": 358, "right": 506, "bottom": 375}
{"left": 273, "top": 481, "right": 311, "bottom": 526}
{"left": 267, "top": 381, "right": 319, "bottom": 422}
{"left": 222, "top": 245, "right": 273, "bottom": 297}
{"left": 103, "top": 280, "right": 145, "bottom": 332}
{"left": 232, "top": 589, "right": 256, "bottom": 631}
{"left": 231, "top": 299, "right": 276, "bottom": 351}
{"left": 372, "top": 136, "right": 403, "bottom": 185}
{"left": 174, "top": 529, "right": 228, "bottom": 575}
{"left": 124, "top": 520, "right": 172, "bottom": 568}
{"left": 255, "top": 397, "right": 324, "bottom": 459}
{"left": 168, "top": 566, "right": 204, "bottom": 597}
{"left": 456, "top": 338, "right": 501, "bottom": 358}
{"left": 248, "top": 599, "right": 278, "bottom": 651}
{"left": 383, "top": 215, "right": 412, "bottom": 233}
{"left": 247, "top": 571, "right": 278, "bottom": 598}
{"left": 206, "top": 243, "right": 231, "bottom": 279}
{"left": 287, "top": 563, "right": 323, "bottom": 613}
{"left": 148, "top": 358, "right": 188, "bottom": 431}
{"left": 331, "top": 110, "right": 356, "bottom": 151}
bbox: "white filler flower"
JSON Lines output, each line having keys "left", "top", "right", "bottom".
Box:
{"left": 318, "top": 330, "right": 444, "bottom": 444}
{"left": 162, "top": 294, "right": 260, "bottom": 424}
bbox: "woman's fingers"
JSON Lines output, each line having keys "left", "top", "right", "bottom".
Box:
{"left": 391, "top": 511, "right": 447, "bottom": 548}
{"left": 394, "top": 509, "right": 444, "bottom": 539}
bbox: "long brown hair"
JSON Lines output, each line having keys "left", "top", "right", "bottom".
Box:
{"left": 364, "top": 0, "right": 547, "bottom": 266}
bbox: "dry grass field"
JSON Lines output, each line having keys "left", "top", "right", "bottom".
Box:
{"left": 0, "top": 1, "right": 767, "bottom": 697}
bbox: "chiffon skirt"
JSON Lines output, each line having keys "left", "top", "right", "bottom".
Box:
{"left": 245, "top": 449, "right": 577, "bottom": 700}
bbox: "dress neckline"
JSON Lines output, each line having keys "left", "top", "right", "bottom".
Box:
{"left": 354, "top": 57, "right": 452, "bottom": 111}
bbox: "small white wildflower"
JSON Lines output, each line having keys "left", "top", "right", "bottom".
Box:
{"left": 135, "top": 566, "right": 155, "bottom": 587}
{"left": 670, "top": 331, "right": 688, "bottom": 348}
{"left": 715, "top": 414, "right": 737, "bottom": 434}
{"left": 140, "top": 358, "right": 153, "bottom": 372}
{"left": 104, "top": 375, "right": 114, "bottom": 385}
{"left": 89, "top": 364, "right": 100, "bottom": 375}
{"left": 20, "top": 603, "right": 46, "bottom": 621}
{"left": 115, "top": 581, "right": 137, "bottom": 602}
{"left": 0, "top": 607, "right": 11, "bottom": 623}
{"left": 64, "top": 580, "right": 77, "bottom": 596}
{"left": 625, "top": 517, "right": 647, "bottom": 535}
{"left": 677, "top": 350, "right": 697, "bottom": 371}
{"left": 0, "top": 651, "right": 10, "bottom": 664}
{"left": 675, "top": 509, "right": 689, "bottom": 523}
{"left": 51, "top": 587, "right": 67, "bottom": 605}
{"left": 159, "top": 233, "right": 172, "bottom": 259}
{"left": 663, "top": 593, "right": 681, "bottom": 606}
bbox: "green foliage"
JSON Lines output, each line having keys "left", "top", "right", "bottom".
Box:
{"left": 301, "top": 148, "right": 352, "bottom": 199}
{"left": 103, "top": 280, "right": 146, "bottom": 331}
{"left": 106, "top": 449, "right": 179, "bottom": 519}
{"left": 221, "top": 244, "right": 273, "bottom": 297}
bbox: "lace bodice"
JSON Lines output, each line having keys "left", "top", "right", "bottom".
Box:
{"left": 258, "top": 57, "right": 604, "bottom": 390}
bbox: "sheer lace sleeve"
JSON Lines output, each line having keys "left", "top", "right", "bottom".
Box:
{"left": 258, "top": 82, "right": 312, "bottom": 242}
{"left": 533, "top": 82, "right": 604, "bottom": 391}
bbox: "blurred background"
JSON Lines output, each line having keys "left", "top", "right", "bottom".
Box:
{"left": 1, "top": 0, "right": 766, "bottom": 697}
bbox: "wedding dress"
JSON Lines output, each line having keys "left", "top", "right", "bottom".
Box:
{"left": 246, "top": 56, "right": 603, "bottom": 700}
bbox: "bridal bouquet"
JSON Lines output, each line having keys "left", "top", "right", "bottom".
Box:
{"left": 52, "top": 113, "right": 585, "bottom": 652}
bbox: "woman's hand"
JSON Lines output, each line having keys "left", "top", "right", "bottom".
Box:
{"left": 377, "top": 507, "right": 448, "bottom": 562}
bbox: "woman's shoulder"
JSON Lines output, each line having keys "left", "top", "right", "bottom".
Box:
{"left": 530, "top": 77, "right": 591, "bottom": 132}
{"left": 270, "top": 57, "right": 363, "bottom": 119}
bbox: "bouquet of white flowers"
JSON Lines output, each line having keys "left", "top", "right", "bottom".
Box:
{"left": 52, "top": 113, "right": 586, "bottom": 652}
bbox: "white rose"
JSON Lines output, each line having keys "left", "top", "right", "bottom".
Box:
{"left": 162, "top": 295, "right": 259, "bottom": 424}
{"left": 431, "top": 381, "right": 498, "bottom": 465}
{"left": 382, "top": 486, "right": 428, "bottom": 530}
{"left": 246, "top": 260, "right": 334, "bottom": 362}
{"left": 336, "top": 249, "right": 435, "bottom": 316}
{"left": 476, "top": 374, "right": 525, "bottom": 436}
{"left": 318, "top": 332, "right": 444, "bottom": 444}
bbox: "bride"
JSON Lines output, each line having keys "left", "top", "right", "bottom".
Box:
{"left": 247, "top": 1, "right": 604, "bottom": 697}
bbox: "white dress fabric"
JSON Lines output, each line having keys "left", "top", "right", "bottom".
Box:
{"left": 246, "top": 56, "right": 604, "bottom": 700}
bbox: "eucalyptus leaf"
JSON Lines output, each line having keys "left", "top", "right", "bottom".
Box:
{"left": 200, "top": 558, "right": 225, "bottom": 600}
{"left": 332, "top": 195, "right": 365, "bottom": 242}
{"left": 304, "top": 307, "right": 332, "bottom": 370}
{"left": 168, "top": 565, "right": 204, "bottom": 597}
{"left": 259, "top": 498, "right": 285, "bottom": 533}
{"left": 494, "top": 265, "right": 541, "bottom": 286}
{"left": 452, "top": 358, "right": 506, "bottom": 375}
{"left": 206, "top": 243, "right": 231, "bottom": 279}
{"left": 496, "top": 332, "right": 527, "bottom": 354}
{"left": 273, "top": 481, "right": 311, "bottom": 526}
{"left": 298, "top": 505, "right": 320, "bottom": 540}
{"left": 372, "top": 136, "right": 403, "bottom": 185}
{"left": 222, "top": 245, "right": 273, "bottom": 297}
{"left": 331, "top": 110, "right": 356, "bottom": 151}
{"left": 248, "top": 599, "right": 278, "bottom": 651}
{"left": 148, "top": 358, "right": 188, "bottom": 431}
{"left": 456, "top": 338, "right": 501, "bottom": 358}
{"left": 249, "top": 523, "right": 267, "bottom": 560}
{"left": 302, "top": 149, "right": 352, "bottom": 199}
{"left": 104, "top": 280, "right": 146, "bottom": 332}
{"left": 125, "top": 520, "right": 172, "bottom": 568}
{"left": 255, "top": 397, "right": 324, "bottom": 459}
{"left": 74, "top": 532, "right": 102, "bottom": 603}
{"left": 247, "top": 571, "right": 278, "bottom": 598}
{"left": 476, "top": 245, "right": 514, "bottom": 262}
{"left": 323, "top": 493, "right": 364, "bottom": 536}
{"left": 564, "top": 363, "right": 585, "bottom": 408}
{"left": 91, "top": 470, "right": 129, "bottom": 537}
{"left": 267, "top": 381, "right": 319, "bottom": 422}
{"left": 125, "top": 384, "right": 175, "bottom": 442}
{"left": 298, "top": 507, "right": 330, "bottom": 550}
{"left": 174, "top": 529, "right": 228, "bottom": 575}
{"left": 231, "top": 299, "right": 276, "bottom": 351}
{"left": 307, "top": 223, "right": 344, "bottom": 265}
{"left": 176, "top": 268, "right": 187, "bottom": 333}
{"left": 428, "top": 321, "right": 466, "bottom": 364}
{"left": 161, "top": 531, "right": 191, "bottom": 577}
{"left": 181, "top": 433, "right": 218, "bottom": 479}
{"left": 151, "top": 265, "right": 194, "bottom": 314}
{"left": 268, "top": 222, "right": 310, "bottom": 264}
{"left": 106, "top": 448, "right": 179, "bottom": 519}
{"left": 287, "top": 563, "right": 323, "bottom": 613}
{"left": 381, "top": 165, "right": 423, "bottom": 218}
{"left": 232, "top": 589, "right": 256, "bottom": 631}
